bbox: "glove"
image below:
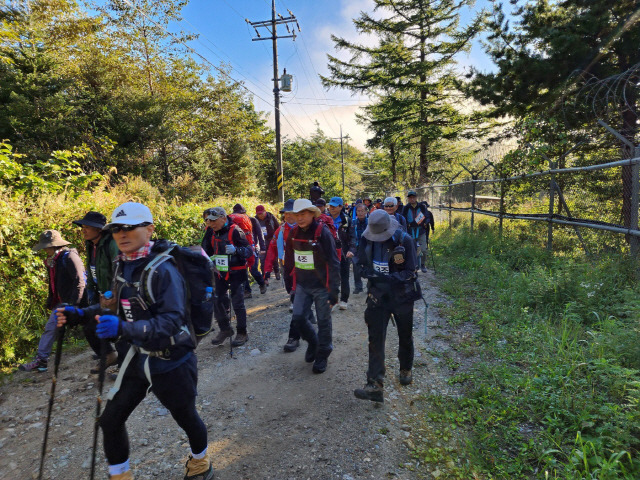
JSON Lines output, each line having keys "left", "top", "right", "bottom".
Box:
{"left": 225, "top": 244, "right": 237, "bottom": 255}
{"left": 96, "top": 315, "right": 121, "bottom": 339}
{"left": 60, "top": 305, "right": 85, "bottom": 326}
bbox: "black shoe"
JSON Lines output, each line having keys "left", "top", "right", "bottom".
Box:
{"left": 399, "top": 369, "right": 413, "bottom": 385}
{"left": 259, "top": 284, "right": 267, "bottom": 294}
{"left": 421, "top": 266, "right": 428, "bottom": 273}
{"left": 211, "top": 329, "right": 234, "bottom": 345}
{"left": 283, "top": 338, "right": 300, "bottom": 352}
{"left": 354, "top": 382, "right": 384, "bottom": 403}
{"left": 275, "top": 272, "right": 281, "bottom": 280}
{"left": 312, "top": 357, "right": 327, "bottom": 374}
{"left": 231, "top": 332, "right": 248, "bottom": 347}
{"left": 304, "top": 341, "right": 317, "bottom": 363}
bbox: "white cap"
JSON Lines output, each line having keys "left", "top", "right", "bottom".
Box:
{"left": 105, "top": 202, "right": 153, "bottom": 228}
{"left": 384, "top": 197, "right": 397, "bottom": 206}
{"left": 292, "top": 198, "right": 321, "bottom": 217}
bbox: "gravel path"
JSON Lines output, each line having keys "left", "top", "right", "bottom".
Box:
{"left": 0, "top": 270, "right": 454, "bottom": 480}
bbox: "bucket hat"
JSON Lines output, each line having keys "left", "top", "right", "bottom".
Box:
{"left": 72, "top": 211, "right": 107, "bottom": 229}
{"left": 280, "top": 199, "right": 295, "bottom": 213}
{"left": 362, "top": 210, "right": 400, "bottom": 242}
{"left": 292, "top": 199, "right": 321, "bottom": 217}
{"left": 33, "top": 230, "right": 71, "bottom": 251}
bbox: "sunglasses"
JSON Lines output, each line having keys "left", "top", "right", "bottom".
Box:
{"left": 383, "top": 204, "right": 396, "bottom": 208}
{"left": 108, "top": 222, "right": 151, "bottom": 234}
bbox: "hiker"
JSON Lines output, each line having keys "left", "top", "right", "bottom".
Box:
{"left": 346, "top": 203, "right": 368, "bottom": 295}
{"left": 372, "top": 198, "right": 383, "bottom": 211}
{"left": 207, "top": 207, "right": 253, "bottom": 347}
{"left": 201, "top": 208, "right": 215, "bottom": 257}
{"left": 284, "top": 199, "right": 340, "bottom": 374}
{"left": 264, "top": 199, "right": 314, "bottom": 352}
{"left": 314, "top": 197, "right": 328, "bottom": 215}
{"left": 363, "top": 196, "right": 373, "bottom": 211}
{"left": 309, "top": 181, "right": 324, "bottom": 204}
{"left": 72, "top": 211, "right": 120, "bottom": 374}
{"left": 353, "top": 209, "right": 421, "bottom": 403}
{"left": 18, "top": 230, "right": 86, "bottom": 372}
{"left": 255, "top": 205, "right": 280, "bottom": 283}
{"left": 56, "top": 202, "right": 213, "bottom": 480}
{"left": 402, "top": 190, "right": 435, "bottom": 273}
{"left": 382, "top": 197, "right": 407, "bottom": 232}
{"left": 231, "top": 203, "right": 267, "bottom": 297}
{"left": 327, "top": 196, "right": 352, "bottom": 310}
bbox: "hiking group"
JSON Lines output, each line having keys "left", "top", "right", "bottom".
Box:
{"left": 19, "top": 182, "right": 434, "bottom": 480}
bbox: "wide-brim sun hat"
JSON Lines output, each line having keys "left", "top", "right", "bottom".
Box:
{"left": 33, "top": 230, "right": 71, "bottom": 251}
{"left": 292, "top": 198, "right": 321, "bottom": 217}
{"left": 362, "top": 210, "right": 400, "bottom": 242}
{"left": 72, "top": 211, "right": 107, "bottom": 229}
{"left": 104, "top": 202, "right": 153, "bottom": 229}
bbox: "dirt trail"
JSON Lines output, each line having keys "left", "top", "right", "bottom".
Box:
{"left": 0, "top": 270, "right": 457, "bottom": 480}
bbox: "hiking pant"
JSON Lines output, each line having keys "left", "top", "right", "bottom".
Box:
{"left": 260, "top": 251, "right": 279, "bottom": 279}
{"left": 244, "top": 253, "right": 265, "bottom": 291}
{"left": 36, "top": 310, "right": 58, "bottom": 361}
{"left": 83, "top": 320, "right": 115, "bottom": 358}
{"left": 352, "top": 259, "right": 363, "bottom": 291}
{"left": 364, "top": 297, "right": 414, "bottom": 385}
{"left": 339, "top": 255, "right": 350, "bottom": 303}
{"left": 100, "top": 354, "right": 207, "bottom": 465}
{"left": 288, "top": 291, "right": 315, "bottom": 341}
{"left": 214, "top": 271, "right": 248, "bottom": 333}
{"left": 417, "top": 232, "right": 428, "bottom": 267}
{"left": 291, "top": 284, "right": 333, "bottom": 359}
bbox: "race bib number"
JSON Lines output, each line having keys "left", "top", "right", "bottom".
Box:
{"left": 90, "top": 265, "right": 97, "bottom": 283}
{"left": 373, "top": 260, "right": 389, "bottom": 274}
{"left": 294, "top": 250, "right": 315, "bottom": 270}
{"left": 261, "top": 226, "right": 267, "bottom": 237}
{"left": 211, "top": 255, "right": 229, "bottom": 272}
{"left": 120, "top": 299, "right": 134, "bottom": 322}
{"left": 415, "top": 211, "right": 425, "bottom": 225}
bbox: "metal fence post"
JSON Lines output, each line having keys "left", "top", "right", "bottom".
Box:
{"left": 631, "top": 146, "right": 640, "bottom": 258}
{"left": 470, "top": 175, "right": 476, "bottom": 233}
{"left": 547, "top": 159, "right": 555, "bottom": 252}
{"left": 499, "top": 181, "right": 505, "bottom": 240}
{"left": 448, "top": 182, "right": 453, "bottom": 230}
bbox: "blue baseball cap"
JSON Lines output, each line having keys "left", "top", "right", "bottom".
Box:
{"left": 328, "top": 196, "right": 343, "bottom": 207}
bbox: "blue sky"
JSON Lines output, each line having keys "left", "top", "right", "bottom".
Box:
{"left": 175, "top": 0, "right": 496, "bottom": 149}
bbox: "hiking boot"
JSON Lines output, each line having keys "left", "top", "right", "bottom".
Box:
{"left": 304, "top": 340, "right": 318, "bottom": 363}
{"left": 288, "top": 305, "right": 293, "bottom": 313}
{"left": 275, "top": 271, "right": 281, "bottom": 280}
{"left": 354, "top": 382, "right": 384, "bottom": 403}
{"left": 18, "top": 356, "right": 48, "bottom": 372}
{"left": 211, "top": 329, "right": 234, "bottom": 346}
{"left": 399, "top": 369, "right": 413, "bottom": 385}
{"left": 421, "top": 266, "right": 428, "bottom": 273}
{"left": 312, "top": 357, "right": 328, "bottom": 374}
{"left": 231, "top": 332, "right": 248, "bottom": 347}
{"left": 339, "top": 301, "right": 348, "bottom": 310}
{"left": 259, "top": 283, "right": 267, "bottom": 294}
{"left": 184, "top": 454, "right": 214, "bottom": 480}
{"left": 109, "top": 471, "right": 134, "bottom": 480}
{"left": 283, "top": 338, "right": 299, "bottom": 353}
{"left": 244, "top": 290, "right": 253, "bottom": 299}
{"left": 90, "top": 351, "right": 118, "bottom": 374}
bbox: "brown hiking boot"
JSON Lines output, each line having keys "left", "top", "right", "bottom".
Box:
{"left": 90, "top": 350, "right": 118, "bottom": 374}
{"left": 184, "top": 454, "right": 214, "bottom": 480}
{"left": 231, "top": 332, "right": 248, "bottom": 347}
{"left": 109, "top": 471, "right": 134, "bottom": 479}
{"left": 210, "top": 329, "right": 234, "bottom": 346}
{"left": 354, "top": 381, "right": 384, "bottom": 403}
{"left": 399, "top": 369, "right": 413, "bottom": 385}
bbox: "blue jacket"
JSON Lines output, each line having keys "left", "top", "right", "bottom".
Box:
{"left": 349, "top": 217, "right": 368, "bottom": 254}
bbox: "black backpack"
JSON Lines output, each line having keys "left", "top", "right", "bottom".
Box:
{"left": 139, "top": 243, "right": 214, "bottom": 345}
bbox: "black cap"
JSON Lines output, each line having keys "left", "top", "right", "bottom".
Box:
{"left": 232, "top": 203, "right": 246, "bottom": 214}
{"left": 280, "top": 199, "right": 295, "bottom": 213}
{"left": 315, "top": 198, "right": 327, "bottom": 207}
{"left": 72, "top": 211, "right": 107, "bottom": 229}
{"left": 375, "top": 198, "right": 382, "bottom": 204}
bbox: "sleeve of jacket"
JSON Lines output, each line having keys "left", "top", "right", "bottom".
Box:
{"left": 264, "top": 232, "right": 278, "bottom": 273}
{"left": 427, "top": 210, "right": 435, "bottom": 232}
{"left": 66, "top": 250, "right": 86, "bottom": 305}
{"left": 320, "top": 226, "right": 340, "bottom": 296}
{"left": 232, "top": 227, "right": 253, "bottom": 260}
{"left": 120, "top": 261, "right": 186, "bottom": 344}
{"left": 348, "top": 221, "right": 357, "bottom": 254}
{"left": 251, "top": 217, "right": 266, "bottom": 251}
{"left": 269, "top": 213, "right": 280, "bottom": 234}
{"left": 84, "top": 242, "right": 98, "bottom": 299}
{"left": 201, "top": 228, "right": 214, "bottom": 256}
{"left": 387, "top": 234, "right": 418, "bottom": 283}
{"left": 398, "top": 214, "right": 408, "bottom": 232}
{"left": 284, "top": 229, "right": 294, "bottom": 278}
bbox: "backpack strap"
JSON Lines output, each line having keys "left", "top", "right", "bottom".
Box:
{"left": 140, "top": 247, "right": 175, "bottom": 304}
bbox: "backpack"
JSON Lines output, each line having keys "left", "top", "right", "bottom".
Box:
{"left": 291, "top": 214, "right": 342, "bottom": 261}
{"left": 139, "top": 244, "right": 214, "bottom": 344}
{"left": 228, "top": 213, "right": 257, "bottom": 268}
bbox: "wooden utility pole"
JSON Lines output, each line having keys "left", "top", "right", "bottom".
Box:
{"left": 248, "top": 2, "right": 299, "bottom": 203}
{"left": 331, "top": 126, "right": 350, "bottom": 196}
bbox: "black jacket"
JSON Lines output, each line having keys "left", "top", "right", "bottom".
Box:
{"left": 330, "top": 211, "right": 351, "bottom": 259}
{"left": 402, "top": 203, "right": 435, "bottom": 239}
{"left": 284, "top": 219, "right": 340, "bottom": 298}
{"left": 257, "top": 212, "right": 280, "bottom": 246}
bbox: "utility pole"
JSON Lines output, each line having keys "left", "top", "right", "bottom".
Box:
{"left": 248, "top": 2, "right": 299, "bottom": 203}
{"left": 332, "top": 126, "right": 350, "bottom": 196}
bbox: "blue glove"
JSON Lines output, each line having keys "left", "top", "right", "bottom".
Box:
{"left": 96, "top": 315, "right": 121, "bottom": 339}
{"left": 58, "top": 305, "right": 85, "bottom": 326}
{"left": 225, "top": 244, "right": 237, "bottom": 255}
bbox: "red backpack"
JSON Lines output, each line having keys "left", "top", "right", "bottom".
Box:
{"left": 292, "top": 214, "right": 342, "bottom": 260}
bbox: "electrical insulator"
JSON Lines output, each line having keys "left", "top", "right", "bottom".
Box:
{"left": 280, "top": 69, "right": 293, "bottom": 92}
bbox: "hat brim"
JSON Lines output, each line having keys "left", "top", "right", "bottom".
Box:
{"left": 72, "top": 219, "right": 105, "bottom": 229}
{"left": 292, "top": 205, "right": 321, "bottom": 217}
{"left": 103, "top": 221, "right": 154, "bottom": 230}
{"left": 362, "top": 217, "right": 400, "bottom": 242}
{"left": 32, "top": 239, "right": 70, "bottom": 252}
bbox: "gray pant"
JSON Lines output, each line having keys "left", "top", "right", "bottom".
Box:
{"left": 352, "top": 259, "right": 363, "bottom": 291}
{"left": 291, "top": 284, "right": 333, "bottom": 358}
{"left": 37, "top": 310, "right": 58, "bottom": 360}
{"left": 417, "top": 232, "right": 428, "bottom": 267}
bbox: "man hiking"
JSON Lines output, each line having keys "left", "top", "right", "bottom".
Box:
{"left": 72, "top": 211, "right": 120, "bottom": 374}
{"left": 231, "top": 203, "right": 267, "bottom": 298}
{"left": 402, "top": 190, "right": 435, "bottom": 273}
{"left": 284, "top": 199, "right": 340, "bottom": 374}
{"left": 346, "top": 203, "right": 368, "bottom": 295}
{"left": 56, "top": 202, "right": 213, "bottom": 480}
{"left": 382, "top": 197, "right": 407, "bottom": 232}
{"left": 353, "top": 209, "right": 420, "bottom": 403}
{"left": 255, "top": 204, "right": 280, "bottom": 283}
{"left": 18, "top": 230, "right": 85, "bottom": 372}
{"left": 327, "top": 196, "right": 352, "bottom": 310}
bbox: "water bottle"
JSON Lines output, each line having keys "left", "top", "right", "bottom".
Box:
{"left": 205, "top": 287, "right": 213, "bottom": 301}
{"left": 104, "top": 290, "right": 113, "bottom": 300}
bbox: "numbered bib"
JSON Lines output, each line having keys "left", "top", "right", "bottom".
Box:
{"left": 294, "top": 250, "right": 315, "bottom": 270}
{"left": 261, "top": 226, "right": 268, "bottom": 237}
{"left": 90, "top": 265, "right": 98, "bottom": 283}
{"left": 211, "top": 255, "right": 229, "bottom": 272}
{"left": 373, "top": 260, "right": 389, "bottom": 274}
{"left": 120, "top": 299, "right": 134, "bottom": 322}
{"left": 415, "top": 211, "right": 425, "bottom": 225}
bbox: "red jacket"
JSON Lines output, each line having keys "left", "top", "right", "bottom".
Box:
{"left": 264, "top": 222, "right": 294, "bottom": 273}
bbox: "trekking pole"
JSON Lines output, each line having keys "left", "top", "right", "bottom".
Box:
{"left": 89, "top": 338, "right": 107, "bottom": 480}
{"left": 39, "top": 323, "right": 66, "bottom": 480}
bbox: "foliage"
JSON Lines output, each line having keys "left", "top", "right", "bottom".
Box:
{"left": 410, "top": 224, "right": 640, "bottom": 478}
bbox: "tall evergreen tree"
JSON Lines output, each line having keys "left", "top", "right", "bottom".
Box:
{"left": 322, "top": 0, "right": 482, "bottom": 182}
